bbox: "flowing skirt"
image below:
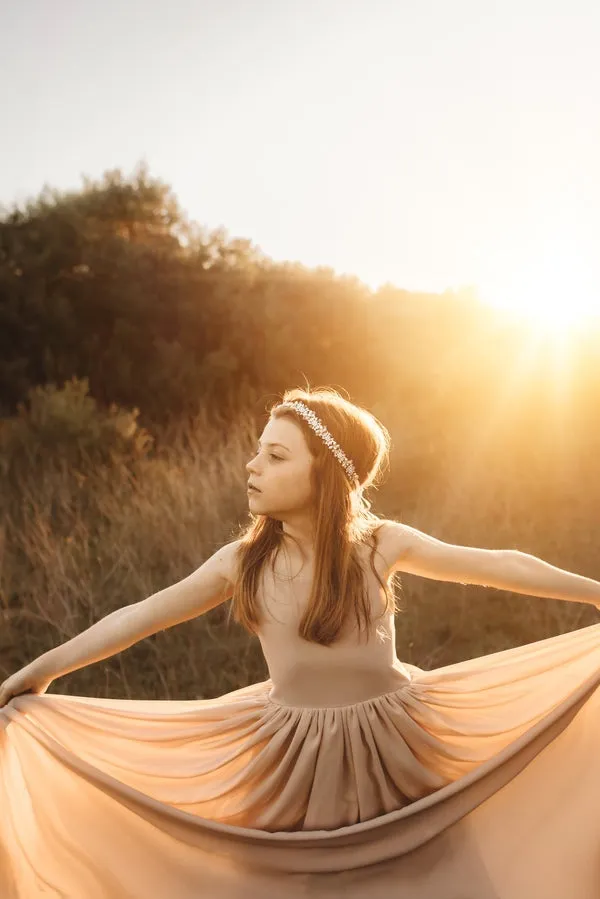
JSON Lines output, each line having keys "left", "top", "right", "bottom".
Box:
{"left": 2, "top": 622, "right": 600, "bottom": 898}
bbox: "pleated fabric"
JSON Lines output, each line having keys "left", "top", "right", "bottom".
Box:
{"left": 2, "top": 622, "right": 600, "bottom": 898}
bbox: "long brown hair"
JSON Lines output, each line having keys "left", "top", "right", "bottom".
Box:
{"left": 228, "top": 387, "right": 400, "bottom": 646}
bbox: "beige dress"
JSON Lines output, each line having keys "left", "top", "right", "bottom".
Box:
{"left": 2, "top": 535, "right": 600, "bottom": 898}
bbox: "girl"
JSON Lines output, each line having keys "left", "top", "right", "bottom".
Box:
{"left": 1, "top": 387, "right": 600, "bottom": 898}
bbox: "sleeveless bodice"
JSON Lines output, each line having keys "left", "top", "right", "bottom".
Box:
{"left": 254, "top": 546, "right": 412, "bottom": 708}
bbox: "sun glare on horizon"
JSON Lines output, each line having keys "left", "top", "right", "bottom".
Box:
{"left": 478, "top": 242, "right": 600, "bottom": 337}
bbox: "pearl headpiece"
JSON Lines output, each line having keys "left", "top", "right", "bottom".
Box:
{"left": 279, "top": 400, "right": 360, "bottom": 488}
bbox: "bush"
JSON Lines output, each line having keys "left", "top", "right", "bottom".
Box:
{"left": 0, "top": 376, "right": 154, "bottom": 476}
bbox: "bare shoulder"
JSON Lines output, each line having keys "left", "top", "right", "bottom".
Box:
{"left": 371, "top": 519, "right": 503, "bottom": 584}
{"left": 217, "top": 538, "right": 244, "bottom": 587}
{"left": 372, "top": 518, "right": 428, "bottom": 572}
{"left": 369, "top": 518, "right": 413, "bottom": 572}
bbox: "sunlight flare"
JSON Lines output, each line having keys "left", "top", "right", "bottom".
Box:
{"left": 480, "top": 245, "right": 600, "bottom": 337}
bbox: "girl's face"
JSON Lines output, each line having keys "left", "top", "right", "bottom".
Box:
{"left": 245, "top": 417, "right": 315, "bottom": 516}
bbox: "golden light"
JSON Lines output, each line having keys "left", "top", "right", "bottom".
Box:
{"left": 479, "top": 241, "right": 600, "bottom": 338}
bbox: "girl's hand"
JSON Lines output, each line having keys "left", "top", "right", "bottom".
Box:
{"left": 0, "top": 664, "right": 54, "bottom": 709}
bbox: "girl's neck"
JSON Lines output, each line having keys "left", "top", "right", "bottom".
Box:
{"left": 279, "top": 535, "right": 315, "bottom": 565}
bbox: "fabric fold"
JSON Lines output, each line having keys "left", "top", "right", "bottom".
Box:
{"left": 2, "top": 622, "right": 600, "bottom": 897}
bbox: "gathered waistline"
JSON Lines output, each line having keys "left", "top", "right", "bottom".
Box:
{"left": 265, "top": 676, "right": 415, "bottom": 712}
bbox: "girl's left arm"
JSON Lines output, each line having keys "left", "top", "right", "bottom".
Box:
{"left": 494, "top": 550, "right": 600, "bottom": 608}
{"left": 385, "top": 520, "right": 600, "bottom": 607}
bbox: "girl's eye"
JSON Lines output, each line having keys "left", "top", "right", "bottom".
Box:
{"left": 254, "top": 449, "right": 282, "bottom": 461}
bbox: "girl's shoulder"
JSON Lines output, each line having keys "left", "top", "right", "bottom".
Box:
{"left": 365, "top": 518, "right": 405, "bottom": 575}
{"left": 221, "top": 519, "right": 404, "bottom": 585}
{"left": 219, "top": 538, "right": 245, "bottom": 587}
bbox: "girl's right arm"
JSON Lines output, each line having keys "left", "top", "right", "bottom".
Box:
{"left": 27, "top": 539, "right": 240, "bottom": 683}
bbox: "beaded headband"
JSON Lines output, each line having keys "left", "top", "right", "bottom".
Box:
{"left": 278, "top": 400, "right": 360, "bottom": 488}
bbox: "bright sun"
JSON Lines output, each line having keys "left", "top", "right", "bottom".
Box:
{"left": 479, "top": 245, "right": 600, "bottom": 337}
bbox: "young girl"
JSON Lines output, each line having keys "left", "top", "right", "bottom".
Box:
{"left": 1, "top": 387, "right": 600, "bottom": 899}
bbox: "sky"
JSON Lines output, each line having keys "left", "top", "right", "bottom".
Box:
{"left": 2, "top": 0, "right": 600, "bottom": 315}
